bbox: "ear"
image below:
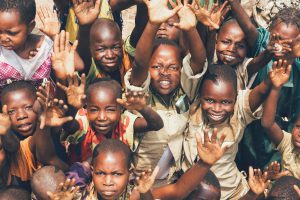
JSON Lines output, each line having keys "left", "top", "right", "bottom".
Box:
{"left": 28, "top": 20, "right": 36, "bottom": 33}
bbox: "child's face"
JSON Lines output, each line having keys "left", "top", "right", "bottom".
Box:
{"left": 0, "top": 11, "right": 32, "bottom": 51}
{"left": 4, "top": 89, "right": 38, "bottom": 137}
{"left": 92, "top": 151, "right": 129, "bottom": 200}
{"left": 216, "top": 22, "right": 248, "bottom": 66}
{"left": 200, "top": 80, "right": 236, "bottom": 125}
{"left": 156, "top": 15, "right": 180, "bottom": 41}
{"left": 87, "top": 88, "right": 121, "bottom": 136}
{"left": 149, "top": 45, "right": 181, "bottom": 96}
{"left": 90, "top": 27, "right": 123, "bottom": 73}
{"left": 270, "top": 21, "right": 300, "bottom": 60}
{"left": 292, "top": 118, "right": 300, "bottom": 149}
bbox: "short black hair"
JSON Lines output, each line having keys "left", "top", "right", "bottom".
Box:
{"left": 1, "top": 81, "right": 36, "bottom": 105}
{"left": 92, "top": 139, "right": 132, "bottom": 170}
{"left": 267, "top": 176, "right": 300, "bottom": 200}
{"left": 152, "top": 38, "right": 183, "bottom": 60}
{"left": 0, "top": 0, "right": 36, "bottom": 24}
{"left": 86, "top": 78, "right": 122, "bottom": 101}
{"left": 0, "top": 186, "right": 31, "bottom": 200}
{"left": 270, "top": 7, "right": 300, "bottom": 30}
{"left": 200, "top": 64, "right": 237, "bottom": 93}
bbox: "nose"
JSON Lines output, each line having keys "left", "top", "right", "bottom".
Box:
{"left": 0, "top": 34, "right": 9, "bottom": 43}
{"left": 227, "top": 43, "right": 236, "bottom": 52}
{"left": 16, "top": 109, "right": 28, "bottom": 120}
{"left": 104, "top": 175, "right": 113, "bottom": 186}
{"left": 159, "top": 67, "right": 169, "bottom": 76}
{"left": 159, "top": 23, "right": 167, "bottom": 30}
{"left": 97, "top": 110, "right": 107, "bottom": 121}
{"left": 212, "top": 103, "right": 222, "bottom": 113}
{"left": 105, "top": 49, "right": 115, "bottom": 59}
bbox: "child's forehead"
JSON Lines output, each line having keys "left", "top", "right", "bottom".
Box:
{"left": 94, "top": 151, "right": 127, "bottom": 167}
{"left": 4, "top": 88, "right": 35, "bottom": 103}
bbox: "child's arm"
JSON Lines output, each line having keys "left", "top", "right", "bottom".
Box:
{"left": 72, "top": 0, "right": 101, "bottom": 74}
{"left": 57, "top": 73, "right": 86, "bottom": 135}
{"left": 170, "top": 0, "right": 206, "bottom": 74}
{"left": 130, "top": 0, "right": 182, "bottom": 86}
{"left": 249, "top": 60, "right": 291, "bottom": 113}
{"left": 240, "top": 167, "right": 270, "bottom": 200}
{"left": 151, "top": 128, "right": 229, "bottom": 199}
{"left": 37, "top": 7, "right": 61, "bottom": 40}
{"left": 260, "top": 60, "right": 292, "bottom": 145}
{"left": 228, "top": 0, "right": 258, "bottom": 49}
{"left": 117, "top": 91, "right": 164, "bottom": 132}
{"left": 263, "top": 161, "right": 289, "bottom": 181}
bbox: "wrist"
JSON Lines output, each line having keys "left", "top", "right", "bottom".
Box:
{"left": 197, "top": 159, "right": 212, "bottom": 168}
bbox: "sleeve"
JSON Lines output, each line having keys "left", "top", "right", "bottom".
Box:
{"left": 10, "top": 136, "right": 40, "bottom": 181}
{"left": 65, "top": 109, "right": 89, "bottom": 144}
{"left": 237, "top": 89, "right": 263, "bottom": 126}
{"left": 251, "top": 28, "right": 270, "bottom": 57}
{"left": 120, "top": 111, "right": 139, "bottom": 152}
{"left": 236, "top": 57, "right": 253, "bottom": 90}
{"left": 277, "top": 131, "right": 292, "bottom": 154}
{"left": 181, "top": 53, "right": 208, "bottom": 100}
{"left": 124, "top": 68, "right": 151, "bottom": 92}
{"left": 124, "top": 35, "right": 136, "bottom": 57}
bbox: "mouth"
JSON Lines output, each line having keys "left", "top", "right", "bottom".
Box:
{"left": 94, "top": 123, "right": 111, "bottom": 131}
{"left": 17, "top": 123, "right": 33, "bottom": 132}
{"left": 221, "top": 53, "right": 237, "bottom": 62}
{"left": 1, "top": 45, "right": 13, "bottom": 50}
{"left": 100, "top": 190, "right": 116, "bottom": 196}
{"left": 207, "top": 113, "right": 225, "bottom": 122}
{"left": 158, "top": 80, "right": 171, "bottom": 89}
{"left": 156, "top": 33, "right": 168, "bottom": 39}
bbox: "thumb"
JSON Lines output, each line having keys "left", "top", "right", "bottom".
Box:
{"left": 60, "top": 116, "right": 74, "bottom": 125}
{"left": 116, "top": 98, "right": 127, "bottom": 107}
{"left": 46, "top": 191, "right": 54, "bottom": 200}
{"left": 2, "top": 105, "right": 8, "bottom": 115}
{"left": 151, "top": 166, "right": 160, "bottom": 180}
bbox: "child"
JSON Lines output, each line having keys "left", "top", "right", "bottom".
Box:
{"left": 0, "top": 0, "right": 52, "bottom": 88}
{"left": 125, "top": 0, "right": 207, "bottom": 186}
{"left": 261, "top": 60, "right": 300, "bottom": 179}
{"left": 266, "top": 176, "right": 300, "bottom": 200}
{"left": 58, "top": 75, "right": 164, "bottom": 163}
{"left": 0, "top": 186, "right": 31, "bottom": 200}
{"left": 183, "top": 61, "right": 289, "bottom": 199}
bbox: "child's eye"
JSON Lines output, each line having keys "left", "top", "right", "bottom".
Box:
{"left": 8, "top": 110, "right": 15, "bottom": 115}
{"left": 113, "top": 45, "right": 121, "bottom": 50}
{"left": 205, "top": 99, "right": 215, "bottom": 103}
{"left": 222, "top": 40, "right": 230, "bottom": 44}
{"left": 113, "top": 172, "right": 123, "bottom": 176}
{"left": 236, "top": 44, "right": 246, "bottom": 49}
{"left": 25, "top": 105, "right": 33, "bottom": 110}
{"left": 221, "top": 100, "right": 231, "bottom": 104}
{"left": 169, "top": 66, "right": 179, "bottom": 71}
{"left": 106, "top": 108, "right": 116, "bottom": 112}
{"left": 97, "top": 48, "right": 105, "bottom": 52}
{"left": 167, "top": 23, "right": 174, "bottom": 27}
{"left": 95, "top": 171, "right": 105, "bottom": 176}
{"left": 152, "top": 65, "right": 161, "bottom": 70}
{"left": 89, "top": 108, "right": 98, "bottom": 112}
{"left": 7, "top": 31, "right": 19, "bottom": 36}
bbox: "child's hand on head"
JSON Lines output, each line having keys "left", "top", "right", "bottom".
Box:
{"left": 208, "top": 0, "right": 230, "bottom": 31}
{"left": 169, "top": 0, "right": 196, "bottom": 31}
{"left": 0, "top": 105, "right": 11, "bottom": 135}
{"left": 269, "top": 59, "right": 292, "bottom": 89}
{"left": 196, "top": 128, "right": 229, "bottom": 166}
{"left": 143, "top": 0, "right": 182, "bottom": 25}
{"left": 291, "top": 34, "right": 300, "bottom": 58}
{"left": 188, "top": 0, "right": 219, "bottom": 29}
{"left": 44, "top": 99, "right": 73, "bottom": 127}
{"left": 57, "top": 73, "right": 86, "bottom": 109}
{"left": 248, "top": 166, "right": 270, "bottom": 196}
{"left": 51, "top": 31, "right": 78, "bottom": 81}
{"left": 47, "top": 178, "right": 80, "bottom": 200}
{"left": 134, "top": 167, "right": 159, "bottom": 194}
{"left": 37, "top": 6, "right": 61, "bottom": 39}
{"left": 116, "top": 91, "right": 149, "bottom": 111}
{"left": 71, "top": 0, "right": 101, "bottom": 25}
{"left": 266, "top": 33, "right": 292, "bottom": 57}
{"left": 263, "top": 161, "right": 289, "bottom": 181}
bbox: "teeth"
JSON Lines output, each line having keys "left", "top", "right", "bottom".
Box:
{"left": 224, "top": 55, "right": 235, "bottom": 61}
{"left": 160, "top": 81, "right": 170, "bottom": 86}
{"left": 209, "top": 113, "right": 224, "bottom": 121}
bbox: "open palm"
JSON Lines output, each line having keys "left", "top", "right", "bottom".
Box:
{"left": 170, "top": 0, "right": 196, "bottom": 31}
{"left": 269, "top": 60, "right": 291, "bottom": 88}
{"left": 72, "top": 0, "right": 101, "bottom": 25}
{"left": 0, "top": 105, "right": 11, "bottom": 135}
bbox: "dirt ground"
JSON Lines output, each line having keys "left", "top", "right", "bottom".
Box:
{"left": 35, "top": 0, "right": 136, "bottom": 39}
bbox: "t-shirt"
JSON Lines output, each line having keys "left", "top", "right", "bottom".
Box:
{"left": 277, "top": 131, "right": 300, "bottom": 179}
{"left": 183, "top": 90, "right": 263, "bottom": 199}
{"left": 0, "top": 36, "right": 52, "bottom": 88}
{"left": 65, "top": 108, "right": 138, "bottom": 163}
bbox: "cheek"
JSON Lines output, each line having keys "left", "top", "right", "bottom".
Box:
{"left": 224, "top": 105, "right": 234, "bottom": 114}
{"left": 107, "top": 112, "right": 121, "bottom": 124}
{"left": 87, "top": 112, "right": 98, "bottom": 122}
{"left": 237, "top": 48, "right": 247, "bottom": 58}
{"left": 170, "top": 72, "right": 181, "bottom": 85}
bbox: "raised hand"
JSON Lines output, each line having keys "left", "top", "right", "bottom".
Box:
{"left": 47, "top": 178, "right": 80, "bottom": 200}
{"left": 269, "top": 59, "right": 292, "bottom": 89}
{"left": 248, "top": 166, "right": 270, "bottom": 196}
{"left": 45, "top": 99, "right": 73, "bottom": 127}
{"left": 144, "top": 0, "right": 183, "bottom": 25}
{"left": 169, "top": 0, "right": 197, "bottom": 31}
{"left": 57, "top": 73, "right": 86, "bottom": 109}
{"left": 188, "top": 0, "right": 219, "bottom": 29}
{"left": 134, "top": 167, "right": 159, "bottom": 194}
{"left": 263, "top": 161, "right": 289, "bottom": 181}
{"left": 37, "top": 6, "right": 61, "bottom": 39}
{"left": 71, "top": 0, "right": 101, "bottom": 25}
{"left": 196, "top": 128, "right": 228, "bottom": 166}
{"left": 292, "top": 34, "right": 300, "bottom": 58}
{"left": 51, "top": 31, "right": 78, "bottom": 81}
{"left": 0, "top": 105, "right": 11, "bottom": 135}
{"left": 209, "top": 0, "right": 229, "bottom": 30}
{"left": 266, "top": 33, "right": 292, "bottom": 57}
{"left": 116, "top": 91, "right": 149, "bottom": 111}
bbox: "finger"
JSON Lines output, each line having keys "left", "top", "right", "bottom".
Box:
{"left": 116, "top": 98, "right": 127, "bottom": 107}
{"left": 249, "top": 166, "right": 254, "bottom": 179}
{"left": 71, "top": 40, "right": 78, "bottom": 52}
{"left": 150, "top": 166, "right": 160, "bottom": 180}
{"left": 57, "top": 82, "right": 68, "bottom": 92}
{"left": 294, "top": 185, "right": 300, "bottom": 195}
{"left": 211, "top": 128, "right": 217, "bottom": 143}
{"left": 46, "top": 191, "right": 54, "bottom": 199}
{"left": 65, "top": 32, "right": 70, "bottom": 51}
{"left": 203, "top": 128, "right": 209, "bottom": 144}
{"left": 60, "top": 30, "right": 66, "bottom": 52}
{"left": 94, "top": 0, "right": 102, "bottom": 8}
{"left": 220, "top": 1, "right": 228, "bottom": 10}
{"left": 168, "top": 0, "right": 177, "bottom": 8}
{"left": 272, "top": 61, "right": 278, "bottom": 71}
{"left": 218, "top": 133, "right": 226, "bottom": 146}
{"left": 73, "top": 73, "right": 79, "bottom": 86}
{"left": 195, "top": 132, "right": 203, "bottom": 149}
{"left": 286, "top": 64, "right": 292, "bottom": 76}
{"left": 142, "top": 0, "right": 149, "bottom": 6}
{"left": 63, "top": 179, "right": 71, "bottom": 191}
{"left": 2, "top": 105, "right": 8, "bottom": 115}
{"left": 81, "top": 73, "right": 86, "bottom": 87}
{"left": 169, "top": 4, "right": 183, "bottom": 17}
{"left": 53, "top": 34, "right": 59, "bottom": 53}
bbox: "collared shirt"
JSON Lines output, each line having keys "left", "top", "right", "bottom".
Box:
{"left": 277, "top": 131, "right": 300, "bottom": 179}
{"left": 124, "top": 54, "right": 207, "bottom": 185}
{"left": 183, "top": 90, "right": 263, "bottom": 199}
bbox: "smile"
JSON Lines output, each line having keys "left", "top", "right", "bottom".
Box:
{"left": 159, "top": 80, "right": 171, "bottom": 88}
{"left": 208, "top": 113, "right": 225, "bottom": 121}
{"left": 222, "top": 54, "right": 236, "bottom": 62}
{"left": 17, "top": 123, "right": 33, "bottom": 132}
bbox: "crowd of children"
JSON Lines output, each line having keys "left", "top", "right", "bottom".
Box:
{"left": 0, "top": 0, "right": 300, "bottom": 199}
